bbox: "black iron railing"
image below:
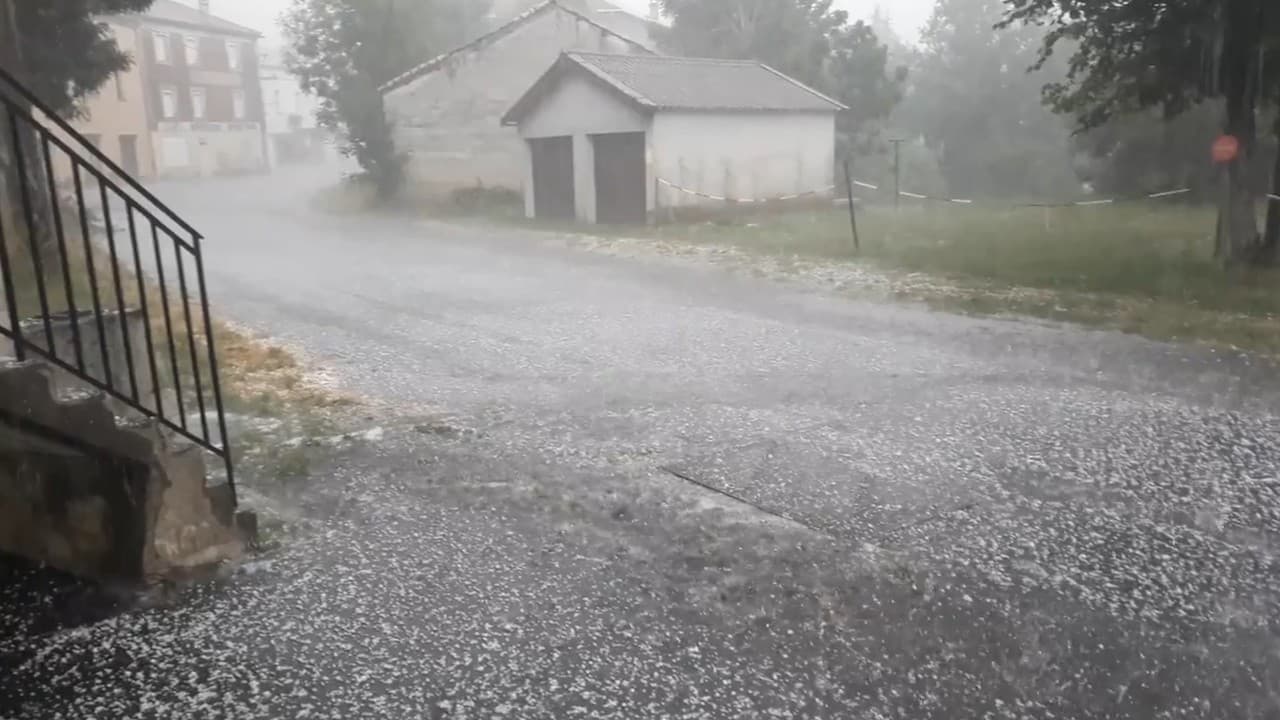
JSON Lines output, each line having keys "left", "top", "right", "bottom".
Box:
{"left": 0, "top": 65, "right": 235, "bottom": 504}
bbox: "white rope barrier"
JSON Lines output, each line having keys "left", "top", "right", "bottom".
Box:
{"left": 659, "top": 175, "right": 1268, "bottom": 209}
{"left": 846, "top": 179, "right": 1194, "bottom": 209}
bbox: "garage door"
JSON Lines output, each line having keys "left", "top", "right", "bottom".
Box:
{"left": 592, "top": 132, "right": 646, "bottom": 225}
{"left": 528, "top": 136, "right": 575, "bottom": 221}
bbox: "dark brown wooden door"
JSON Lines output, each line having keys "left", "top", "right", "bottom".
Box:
{"left": 592, "top": 132, "right": 646, "bottom": 225}
{"left": 528, "top": 136, "right": 575, "bottom": 221}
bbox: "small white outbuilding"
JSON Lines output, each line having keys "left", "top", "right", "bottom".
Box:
{"left": 501, "top": 52, "right": 846, "bottom": 224}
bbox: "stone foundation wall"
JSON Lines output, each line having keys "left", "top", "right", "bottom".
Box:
{"left": 0, "top": 436, "right": 147, "bottom": 579}
{"left": 0, "top": 362, "right": 244, "bottom": 582}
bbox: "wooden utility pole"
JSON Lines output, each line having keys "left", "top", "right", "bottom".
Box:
{"left": 842, "top": 158, "right": 859, "bottom": 253}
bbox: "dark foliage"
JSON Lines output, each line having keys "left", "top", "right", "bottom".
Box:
{"left": 13, "top": 0, "right": 154, "bottom": 116}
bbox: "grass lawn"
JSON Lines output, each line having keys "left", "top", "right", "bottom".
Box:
{"left": 315, "top": 178, "right": 1280, "bottom": 356}
{"left": 558, "top": 202, "right": 1280, "bottom": 356}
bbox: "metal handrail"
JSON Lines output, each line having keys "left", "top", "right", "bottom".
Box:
{"left": 0, "top": 69, "right": 235, "bottom": 504}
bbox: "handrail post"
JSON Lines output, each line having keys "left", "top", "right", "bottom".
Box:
{"left": 192, "top": 234, "right": 235, "bottom": 504}
{"left": 7, "top": 104, "right": 55, "bottom": 354}
{"left": 0, "top": 191, "right": 24, "bottom": 360}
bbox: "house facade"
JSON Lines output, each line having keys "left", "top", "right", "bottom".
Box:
{"left": 71, "top": 0, "right": 268, "bottom": 179}
{"left": 502, "top": 52, "right": 845, "bottom": 224}
{"left": 67, "top": 19, "right": 156, "bottom": 177}
{"left": 381, "top": 0, "right": 654, "bottom": 195}
{"left": 258, "top": 46, "right": 331, "bottom": 167}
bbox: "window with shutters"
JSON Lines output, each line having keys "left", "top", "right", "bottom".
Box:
{"left": 190, "top": 87, "right": 206, "bottom": 119}
{"left": 160, "top": 87, "right": 178, "bottom": 119}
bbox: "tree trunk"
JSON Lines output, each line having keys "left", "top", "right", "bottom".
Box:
{"left": 0, "top": 0, "right": 54, "bottom": 253}
{"left": 1262, "top": 128, "right": 1280, "bottom": 264}
{"left": 0, "top": 0, "right": 20, "bottom": 190}
{"left": 1215, "top": 0, "right": 1262, "bottom": 265}
{"left": 1219, "top": 160, "right": 1261, "bottom": 262}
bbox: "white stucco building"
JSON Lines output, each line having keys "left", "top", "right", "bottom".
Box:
{"left": 258, "top": 46, "right": 332, "bottom": 166}
{"left": 500, "top": 52, "right": 845, "bottom": 224}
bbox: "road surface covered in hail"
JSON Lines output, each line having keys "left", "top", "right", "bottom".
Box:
{"left": 3, "top": 168, "right": 1280, "bottom": 719}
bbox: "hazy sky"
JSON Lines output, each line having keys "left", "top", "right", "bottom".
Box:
{"left": 195, "top": 0, "right": 933, "bottom": 46}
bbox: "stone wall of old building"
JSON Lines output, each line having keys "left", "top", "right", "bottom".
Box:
{"left": 0, "top": 361, "right": 244, "bottom": 582}
{"left": 383, "top": 6, "right": 649, "bottom": 195}
{"left": 0, "top": 440, "right": 148, "bottom": 579}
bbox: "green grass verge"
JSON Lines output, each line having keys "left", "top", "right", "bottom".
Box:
{"left": 531, "top": 203, "right": 1280, "bottom": 356}
{"left": 308, "top": 179, "right": 1280, "bottom": 355}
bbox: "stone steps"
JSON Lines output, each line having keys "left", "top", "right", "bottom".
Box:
{"left": 0, "top": 359, "right": 245, "bottom": 581}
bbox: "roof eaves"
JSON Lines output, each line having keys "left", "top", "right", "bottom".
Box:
{"left": 566, "top": 53, "right": 657, "bottom": 110}
{"left": 142, "top": 17, "right": 262, "bottom": 38}
{"left": 651, "top": 105, "right": 838, "bottom": 113}
{"left": 500, "top": 52, "right": 569, "bottom": 126}
{"left": 500, "top": 52, "right": 657, "bottom": 126}
{"left": 138, "top": 0, "right": 261, "bottom": 38}
{"left": 381, "top": 0, "right": 655, "bottom": 95}
{"left": 554, "top": 2, "right": 656, "bottom": 54}
{"left": 382, "top": 0, "right": 555, "bottom": 94}
{"left": 756, "top": 63, "right": 847, "bottom": 111}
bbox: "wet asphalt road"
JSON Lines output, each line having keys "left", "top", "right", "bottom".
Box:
{"left": 3, "top": 168, "right": 1280, "bottom": 718}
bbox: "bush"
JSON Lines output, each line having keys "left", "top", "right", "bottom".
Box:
{"left": 448, "top": 184, "right": 523, "bottom": 215}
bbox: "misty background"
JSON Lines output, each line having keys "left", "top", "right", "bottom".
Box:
{"left": 190, "top": 0, "right": 933, "bottom": 43}
{"left": 196, "top": 0, "right": 1274, "bottom": 208}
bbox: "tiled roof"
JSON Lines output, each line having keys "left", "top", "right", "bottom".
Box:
{"left": 380, "top": 0, "right": 655, "bottom": 94}
{"left": 582, "top": 2, "right": 661, "bottom": 44}
{"left": 141, "top": 0, "right": 261, "bottom": 38}
{"left": 503, "top": 51, "right": 845, "bottom": 123}
{"left": 572, "top": 52, "right": 845, "bottom": 111}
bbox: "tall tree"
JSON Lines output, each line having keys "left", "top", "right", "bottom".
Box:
{"left": 850, "top": 11, "right": 948, "bottom": 197}
{"left": 899, "top": 0, "right": 1078, "bottom": 198}
{"left": 1264, "top": 49, "right": 1280, "bottom": 261}
{"left": 1071, "top": 103, "right": 1280, "bottom": 200}
{"left": 1002, "top": 0, "right": 1280, "bottom": 265}
{"left": 1, "top": 0, "right": 152, "bottom": 253}
{"left": 284, "top": 0, "right": 489, "bottom": 200}
{"left": 658, "top": 0, "right": 842, "bottom": 85}
{"left": 657, "top": 0, "right": 905, "bottom": 152}
{"left": 826, "top": 19, "right": 908, "bottom": 152}
{"left": 4, "top": 0, "right": 153, "bottom": 117}
{"left": 867, "top": 5, "right": 914, "bottom": 67}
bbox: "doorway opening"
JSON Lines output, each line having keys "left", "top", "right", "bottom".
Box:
{"left": 591, "top": 132, "right": 646, "bottom": 224}
{"left": 528, "top": 136, "right": 575, "bottom": 220}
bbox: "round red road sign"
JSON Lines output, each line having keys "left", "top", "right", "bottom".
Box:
{"left": 1212, "top": 135, "right": 1240, "bottom": 164}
